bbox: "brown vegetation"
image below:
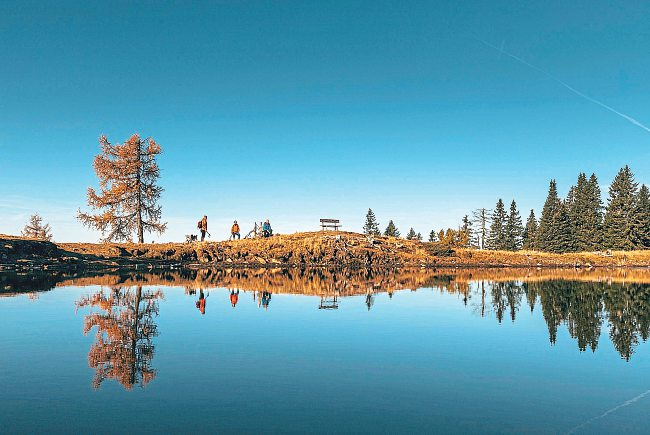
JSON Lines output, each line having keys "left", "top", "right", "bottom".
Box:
{"left": 3, "top": 231, "right": 650, "bottom": 271}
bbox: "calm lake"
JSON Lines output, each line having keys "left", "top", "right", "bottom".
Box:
{"left": 2, "top": 268, "right": 650, "bottom": 434}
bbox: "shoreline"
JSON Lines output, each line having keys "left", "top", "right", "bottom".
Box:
{"left": 3, "top": 231, "right": 650, "bottom": 272}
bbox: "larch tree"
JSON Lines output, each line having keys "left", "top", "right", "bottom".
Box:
{"left": 505, "top": 200, "right": 523, "bottom": 251}
{"left": 78, "top": 134, "right": 167, "bottom": 243}
{"left": 603, "top": 166, "right": 638, "bottom": 250}
{"left": 522, "top": 209, "right": 538, "bottom": 250}
{"left": 384, "top": 220, "right": 400, "bottom": 238}
{"left": 77, "top": 286, "right": 163, "bottom": 389}
{"left": 487, "top": 199, "right": 507, "bottom": 250}
{"left": 363, "top": 208, "right": 381, "bottom": 236}
{"left": 21, "top": 213, "right": 53, "bottom": 241}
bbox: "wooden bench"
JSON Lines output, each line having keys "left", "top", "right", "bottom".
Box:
{"left": 320, "top": 218, "right": 341, "bottom": 231}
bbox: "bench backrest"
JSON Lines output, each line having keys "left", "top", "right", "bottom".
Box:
{"left": 320, "top": 219, "right": 340, "bottom": 223}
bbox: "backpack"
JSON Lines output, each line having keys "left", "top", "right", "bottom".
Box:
{"left": 197, "top": 220, "right": 202, "bottom": 230}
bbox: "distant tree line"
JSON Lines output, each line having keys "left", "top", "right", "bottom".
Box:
{"left": 481, "top": 165, "right": 650, "bottom": 253}
{"left": 364, "top": 165, "right": 650, "bottom": 253}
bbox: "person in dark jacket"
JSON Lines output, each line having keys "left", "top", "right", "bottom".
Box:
{"left": 198, "top": 215, "right": 208, "bottom": 241}
{"left": 262, "top": 219, "right": 272, "bottom": 238}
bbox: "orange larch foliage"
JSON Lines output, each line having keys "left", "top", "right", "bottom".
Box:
{"left": 76, "top": 286, "right": 164, "bottom": 389}
{"left": 78, "top": 134, "right": 167, "bottom": 243}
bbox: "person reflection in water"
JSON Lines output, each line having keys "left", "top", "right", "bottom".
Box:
{"left": 230, "top": 290, "right": 239, "bottom": 308}
{"left": 261, "top": 291, "right": 272, "bottom": 310}
{"left": 365, "top": 288, "right": 375, "bottom": 311}
{"left": 196, "top": 289, "right": 208, "bottom": 315}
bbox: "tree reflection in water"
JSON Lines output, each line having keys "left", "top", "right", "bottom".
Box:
{"left": 76, "top": 286, "right": 164, "bottom": 389}
{"left": 477, "top": 280, "right": 650, "bottom": 361}
{"left": 29, "top": 267, "right": 650, "bottom": 362}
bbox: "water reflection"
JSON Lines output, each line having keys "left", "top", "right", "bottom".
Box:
{"left": 4, "top": 267, "right": 650, "bottom": 365}
{"left": 196, "top": 289, "right": 208, "bottom": 315}
{"left": 76, "top": 286, "right": 164, "bottom": 389}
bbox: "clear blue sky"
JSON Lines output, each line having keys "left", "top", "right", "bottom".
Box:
{"left": 1, "top": 0, "right": 649, "bottom": 242}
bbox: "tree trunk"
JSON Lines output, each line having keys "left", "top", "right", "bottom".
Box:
{"left": 136, "top": 146, "right": 144, "bottom": 243}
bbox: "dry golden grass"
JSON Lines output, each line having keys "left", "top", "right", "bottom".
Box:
{"left": 5, "top": 231, "right": 650, "bottom": 268}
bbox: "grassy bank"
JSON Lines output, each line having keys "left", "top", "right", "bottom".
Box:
{"left": 2, "top": 231, "right": 650, "bottom": 270}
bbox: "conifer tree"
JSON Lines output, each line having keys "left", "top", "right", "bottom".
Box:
{"left": 603, "top": 166, "right": 638, "bottom": 250}
{"left": 632, "top": 184, "right": 650, "bottom": 249}
{"left": 460, "top": 215, "right": 473, "bottom": 248}
{"left": 406, "top": 227, "right": 417, "bottom": 240}
{"left": 522, "top": 210, "right": 538, "bottom": 250}
{"left": 21, "top": 213, "right": 53, "bottom": 241}
{"left": 585, "top": 173, "right": 605, "bottom": 249}
{"left": 505, "top": 200, "right": 524, "bottom": 251}
{"left": 548, "top": 201, "right": 576, "bottom": 253}
{"left": 487, "top": 199, "right": 507, "bottom": 250}
{"left": 78, "top": 134, "right": 167, "bottom": 243}
{"left": 567, "top": 172, "right": 603, "bottom": 251}
{"left": 537, "top": 180, "right": 560, "bottom": 251}
{"left": 438, "top": 229, "right": 445, "bottom": 243}
{"left": 384, "top": 220, "right": 400, "bottom": 238}
{"left": 428, "top": 230, "right": 438, "bottom": 242}
{"left": 363, "top": 208, "right": 381, "bottom": 236}
{"left": 416, "top": 232, "right": 423, "bottom": 241}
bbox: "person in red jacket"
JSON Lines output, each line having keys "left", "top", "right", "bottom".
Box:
{"left": 230, "top": 221, "right": 241, "bottom": 240}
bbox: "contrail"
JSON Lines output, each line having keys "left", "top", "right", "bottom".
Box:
{"left": 474, "top": 36, "right": 650, "bottom": 134}
{"left": 565, "top": 388, "right": 650, "bottom": 434}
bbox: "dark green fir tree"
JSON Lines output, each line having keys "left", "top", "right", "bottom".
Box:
{"left": 487, "top": 199, "right": 507, "bottom": 250}
{"left": 548, "top": 201, "right": 576, "bottom": 253}
{"left": 363, "top": 208, "right": 381, "bottom": 236}
{"left": 505, "top": 200, "right": 524, "bottom": 251}
{"left": 522, "top": 209, "right": 538, "bottom": 250}
{"left": 603, "top": 166, "right": 638, "bottom": 250}
{"left": 632, "top": 184, "right": 650, "bottom": 249}
{"left": 567, "top": 172, "right": 603, "bottom": 251}
{"left": 537, "top": 180, "right": 560, "bottom": 251}
{"left": 406, "top": 227, "right": 417, "bottom": 240}
{"left": 384, "top": 220, "right": 400, "bottom": 238}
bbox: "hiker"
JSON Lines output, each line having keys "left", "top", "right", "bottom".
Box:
{"left": 197, "top": 215, "right": 208, "bottom": 241}
{"left": 230, "top": 220, "right": 241, "bottom": 240}
{"left": 230, "top": 290, "right": 239, "bottom": 308}
{"left": 196, "top": 289, "right": 208, "bottom": 315}
{"left": 262, "top": 219, "right": 272, "bottom": 238}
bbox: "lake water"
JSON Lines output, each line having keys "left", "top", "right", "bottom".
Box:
{"left": 2, "top": 268, "right": 650, "bottom": 434}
